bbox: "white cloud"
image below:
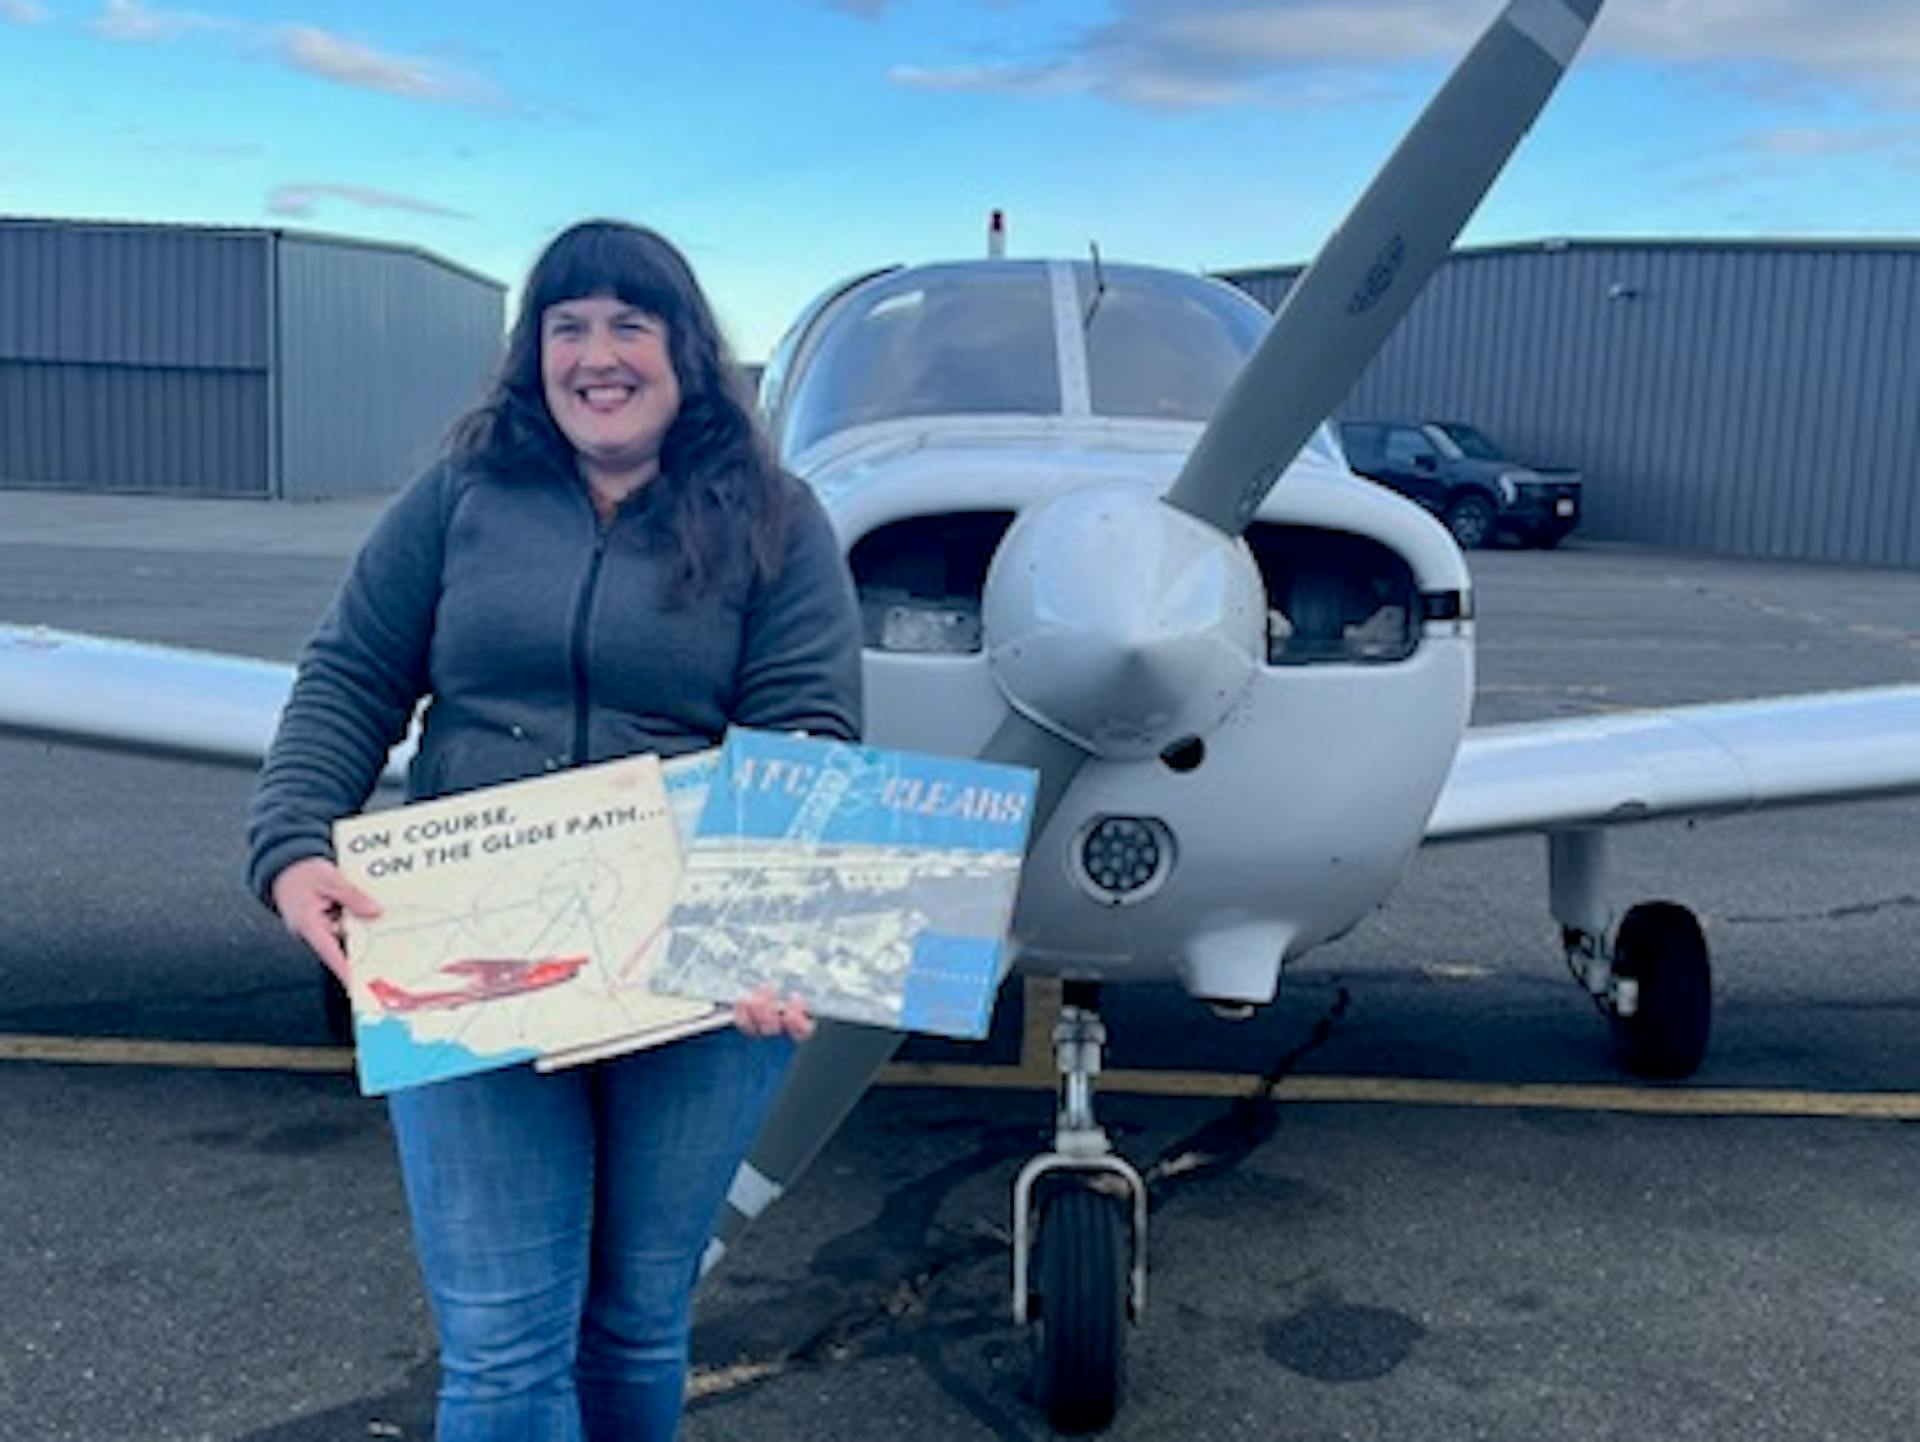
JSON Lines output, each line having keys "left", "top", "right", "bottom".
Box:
{"left": 89, "top": 0, "right": 221, "bottom": 41}
{"left": 1743, "top": 125, "right": 1920, "bottom": 158}
{"left": 890, "top": 0, "right": 1920, "bottom": 111}
{"left": 266, "top": 183, "right": 468, "bottom": 220}
{"left": 1599, "top": 0, "right": 1920, "bottom": 104}
{"left": 83, "top": 5, "right": 503, "bottom": 107}
{"left": 272, "top": 25, "right": 496, "bottom": 106}
{"left": 2, "top": 0, "right": 48, "bottom": 24}
{"left": 887, "top": 2, "right": 1481, "bottom": 111}
{"left": 890, "top": 60, "right": 1088, "bottom": 97}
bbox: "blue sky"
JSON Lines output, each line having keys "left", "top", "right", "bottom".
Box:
{"left": 3, "top": 0, "right": 1917, "bottom": 357}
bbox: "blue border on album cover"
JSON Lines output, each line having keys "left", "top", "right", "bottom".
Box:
{"left": 699, "top": 729, "right": 1038, "bottom": 855}
{"left": 355, "top": 1016, "right": 538, "bottom": 1096}
{"left": 901, "top": 933, "right": 1002, "bottom": 1037}
{"left": 663, "top": 747, "right": 719, "bottom": 848}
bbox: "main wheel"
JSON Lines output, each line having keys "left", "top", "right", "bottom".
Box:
{"left": 1444, "top": 493, "right": 1497, "bottom": 549}
{"left": 1610, "top": 901, "right": 1711, "bottom": 1079}
{"left": 1031, "top": 1185, "right": 1128, "bottom": 1433}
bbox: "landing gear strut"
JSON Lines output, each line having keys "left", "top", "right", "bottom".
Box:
{"left": 1012, "top": 982, "right": 1147, "bottom": 1433}
{"left": 1552, "top": 829, "right": 1712, "bottom": 1078}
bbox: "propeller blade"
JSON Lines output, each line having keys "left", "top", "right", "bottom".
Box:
{"left": 976, "top": 707, "right": 1089, "bottom": 835}
{"left": 705, "top": 1018, "right": 904, "bottom": 1270}
{"left": 707, "top": 710, "right": 1087, "bottom": 1268}
{"left": 1164, "top": 0, "right": 1605, "bottom": 536}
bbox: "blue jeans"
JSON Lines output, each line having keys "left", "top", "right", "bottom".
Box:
{"left": 386, "top": 1028, "right": 791, "bottom": 1442}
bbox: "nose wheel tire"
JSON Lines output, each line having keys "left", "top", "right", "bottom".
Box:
{"left": 1031, "top": 1185, "right": 1129, "bottom": 1433}
{"left": 1610, "top": 901, "right": 1711, "bottom": 1079}
{"left": 1444, "top": 493, "right": 1497, "bottom": 549}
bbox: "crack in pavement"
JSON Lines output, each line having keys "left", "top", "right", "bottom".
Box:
{"left": 1142, "top": 988, "right": 1352, "bottom": 1193}
{"left": 1725, "top": 894, "right": 1920, "bottom": 926}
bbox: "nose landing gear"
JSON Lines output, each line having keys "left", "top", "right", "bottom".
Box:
{"left": 1011, "top": 981, "right": 1147, "bottom": 1432}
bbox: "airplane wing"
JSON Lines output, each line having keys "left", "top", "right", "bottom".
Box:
{"left": 0, "top": 624, "right": 411, "bottom": 782}
{"left": 1426, "top": 685, "right": 1920, "bottom": 842}
{"left": 18, "top": 620, "right": 1915, "bottom": 851}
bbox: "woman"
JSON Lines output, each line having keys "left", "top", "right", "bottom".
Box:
{"left": 247, "top": 220, "right": 863, "bottom": 1440}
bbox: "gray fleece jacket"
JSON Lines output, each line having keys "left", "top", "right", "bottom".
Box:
{"left": 246, "top": 460, "right": 863, "bottom": 904}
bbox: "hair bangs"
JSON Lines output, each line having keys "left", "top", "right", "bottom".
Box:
{"left": 527, "top": 221, "right": 688, "bottom": 328}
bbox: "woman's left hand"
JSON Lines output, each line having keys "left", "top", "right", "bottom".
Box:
{"left": 733, "top": 985, "right": 815, "bottom": 1042}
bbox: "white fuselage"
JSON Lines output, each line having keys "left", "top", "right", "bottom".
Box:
{"left": 797, "top": 414, "right": 1475, "bottom": 1005}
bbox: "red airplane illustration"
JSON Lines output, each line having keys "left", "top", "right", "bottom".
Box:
{"left": 367, "top": 956, "right": 590, "bottom": 1013}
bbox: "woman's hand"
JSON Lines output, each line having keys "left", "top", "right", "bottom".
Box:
{"left": 270, "top": 857, "right": 382, "bottom": 986}
{"left": 733, "top": 984, "right": 815, "bottom": 1043}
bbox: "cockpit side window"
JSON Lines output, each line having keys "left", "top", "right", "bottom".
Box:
{"left": 761, "top": 267, "right": 899, "bottom": 438}
{"left": 782, "top": 266, "right": 1060, "bottom": 455}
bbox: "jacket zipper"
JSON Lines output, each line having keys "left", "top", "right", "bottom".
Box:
{"left": 569, "top": 515, "right": 611, "bottom": 766}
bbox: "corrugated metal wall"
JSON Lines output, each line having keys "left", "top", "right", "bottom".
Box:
{"left": 1222, "top": 242, "right": 1920, "bottom": 568}
{"left": 275, "top": 237, "right": 504, "bottom": 499}
{"left": 0, "top": 221, "right": 271, "bottom": 494}
{"left": 1, "top": 219, "right": 503, "bottom": 499}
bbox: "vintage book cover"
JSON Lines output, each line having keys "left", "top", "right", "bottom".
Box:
{"left": 534, "top": 749, "right": 721, "bottom": 1072}
{"left": 335, "top": 752, "right": 725, "bottom": 1095}
{"left": 650, "top": 729, "right": 1037, "bottom": 1039}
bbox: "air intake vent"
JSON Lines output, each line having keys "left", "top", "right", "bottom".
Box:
{"left": 849, "top": 512, "right": 1013, "bottom": 653}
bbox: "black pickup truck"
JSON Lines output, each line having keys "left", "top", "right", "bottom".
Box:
{"left": 1337, "top": 419, "right": 1582, "bottom": 549}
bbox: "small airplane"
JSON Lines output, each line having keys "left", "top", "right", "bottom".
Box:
{"left": 5, "top": 0, "right": 1920, "bottom": 1430}
{"left": 364, "top": 956, "right": 591, "bottom": 1014}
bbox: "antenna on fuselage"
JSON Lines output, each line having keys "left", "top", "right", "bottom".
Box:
{"left": 1084, "top": 240, "right": 1108, "bottom": 330}
{"left": 987, "top": 208, "right": 1006, "bottom": 258}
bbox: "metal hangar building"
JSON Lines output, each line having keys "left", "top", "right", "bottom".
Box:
{"left": 0, "top": 217, "right": 504, "bottom": 500}
{"left": 1220, "top": 239, "right": 1920, "bottom": 569}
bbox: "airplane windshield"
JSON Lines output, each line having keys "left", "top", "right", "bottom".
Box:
{"left": 782, "top": 265, "right": 1061, "bottom": 454}
{"left": 1077, "top": 265, "right": 1269, "bottom": 422}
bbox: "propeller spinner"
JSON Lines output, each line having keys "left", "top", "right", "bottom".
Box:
{"left": 983, "top": 485, "right": 1266, "bottom": 761}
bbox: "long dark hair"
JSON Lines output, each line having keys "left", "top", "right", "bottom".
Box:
{"left": 450, "top": 219, "right": 789, "bottom": 597}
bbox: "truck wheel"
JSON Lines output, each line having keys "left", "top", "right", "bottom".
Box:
{"left": 1444, "top": 493, "right": 1496, "bottom": 549}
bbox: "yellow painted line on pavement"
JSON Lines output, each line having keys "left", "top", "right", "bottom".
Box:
{"left": 877, "top": 1062, "right": 1920, "bottom": 1119}
{"left": 0, "top": 1033, "right": 352, "bottom": 1073}
{"left": 10, "top": 1030, "right": 1920, "bottom": 1121}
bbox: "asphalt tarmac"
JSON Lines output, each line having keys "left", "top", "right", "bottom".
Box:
{"left": 2, "top": 490, "right": 1918, "bottom": 1441}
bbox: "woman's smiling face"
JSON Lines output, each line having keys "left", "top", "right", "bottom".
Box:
{"left": 540, "top": 295, "right": 682, "bottom": 492}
